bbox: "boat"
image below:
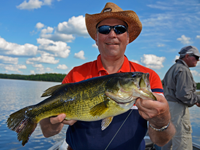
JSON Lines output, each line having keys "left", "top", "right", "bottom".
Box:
{"left": 48, "top": 136, "right": 200, "bottom": 150}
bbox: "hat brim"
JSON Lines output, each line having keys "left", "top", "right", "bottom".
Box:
{"left": 194, "top": 53, "right": 200, "bottom": 57}
{"left": 85, "top": 11, "right": 142, "bottom": 43}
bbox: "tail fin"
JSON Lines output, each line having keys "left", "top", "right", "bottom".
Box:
{"left": 6, "top": 106, "right": 37, "bottom": 146}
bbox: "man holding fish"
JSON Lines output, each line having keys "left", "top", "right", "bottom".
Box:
{"left": 39, "top": 2, "right": 176, "bottom": 150}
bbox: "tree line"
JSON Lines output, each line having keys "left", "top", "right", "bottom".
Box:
{"left": 0, "top": 73, "right": 66, "bottom": 82}
{"left": 1, "top": 73, "right": 200, "bottom": 89}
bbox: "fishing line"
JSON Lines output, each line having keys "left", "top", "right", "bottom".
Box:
{"left": 103, "top": 59, "right": 133, "bottom": 150}
{"left": 104, "top": 109, "right": 133, "bottom": 150}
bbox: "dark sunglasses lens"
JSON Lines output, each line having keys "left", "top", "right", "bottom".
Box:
{"left": 98, "top": 25, "right": 127, "bottom": 34}
{"left": 191, "top": 55, "right": 199, "bottom": 60}
{"left": 114, "top": 25, "right": 127, "bottom": 34}
{"left": 195, "top": 56, "right": 199, "bottom": 60}
{"left": 98, "top": 26, "right": 110, "bottom": 34}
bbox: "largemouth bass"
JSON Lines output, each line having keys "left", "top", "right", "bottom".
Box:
{"left": 6, "top": 72, "right": 156, "bottom": 146}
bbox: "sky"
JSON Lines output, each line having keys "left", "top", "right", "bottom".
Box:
{"left": 0, "top": 0, "right": 200, "bottom": 82}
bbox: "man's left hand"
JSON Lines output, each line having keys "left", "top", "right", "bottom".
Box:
{"left": 135, "top": 93, "right": 170, "bottom": 129}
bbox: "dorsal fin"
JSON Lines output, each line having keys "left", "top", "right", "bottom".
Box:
{"left": 41, "top": 84, "right": 68, "bottom": 97}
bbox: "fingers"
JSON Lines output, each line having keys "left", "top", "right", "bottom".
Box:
{"left": 49, "top": 113, "right": 77, "bottom": 126}
{"left": 63, "top": 120, "right": 77, "bottom": 126}
{"left": 50, "top": 113, "right": 66, "bottom": 124}
{"left": 135, "top": 98, "right": 160, "bottom": 119}
{"left": 135, "top": 93, "right": 170, "bottom": 123}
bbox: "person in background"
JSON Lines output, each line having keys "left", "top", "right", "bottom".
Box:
{"left": 40, "top": 2, "right": 175, "bottom": 150}
{"left": 162, "top": 45, "right": 200, "bottom": 150}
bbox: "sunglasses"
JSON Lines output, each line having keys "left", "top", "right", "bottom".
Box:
{"left": 190, "top": 54, "right": 199, "bottom": 60}
{"left": 97, "top": 25, "right": 127, "bottom": 35}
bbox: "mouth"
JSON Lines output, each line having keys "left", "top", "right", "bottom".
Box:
{"left": 106, "top": 42, "right": 119, "bottom": 45}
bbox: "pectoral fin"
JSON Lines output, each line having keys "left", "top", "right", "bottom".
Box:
{"left": 101, "top": 116, "right": 113, "bottom": 130}
{"left": 90, "top": 100, "right": 109, "bottom": 116}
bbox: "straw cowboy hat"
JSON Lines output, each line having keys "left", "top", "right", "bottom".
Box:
{"left": 85, "top": 2, "right": 142, "bottom": 43}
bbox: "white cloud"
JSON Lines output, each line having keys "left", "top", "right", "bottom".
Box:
{"left": 40, "top": 30, "right": 75, "bottom": 43}
{"left": 43, "top": 0, "right": 52, "bottom": 5}
{"left": 17, "top": 0, "right": 43, "bottom": 10}
{"left": 16, "top": 0, "right": 53, "bottom": 10}
{"left": 131, "top": 59, "right": 140, "bottom": 64}
{"left": 0, "top": 55, "right": 18, "bottom": 64}
{"left": 147, "top": 2, "right": 173, "bottom": 10}
{"left": 30, "top": 70, "right": 36, "bottom": 74}
{"left": 191, "top": 70, "right": 200, "bottom": 76}
{"left": 31, "top": 63, "right": 54, "bottom": 74}
{"left": 175, "top": 55, "right": 179, "bottom": 61}
{"left": 37, "top": 16, "right": 88, "bottom": 43}
{"left": 37, "top": 38, "right": 70, "bottom": 58}
{"left": 92, "top": 43, "right": 98, "bottom": 48}
{"left": 57, "top": 15, "right": 88, "bottom": 37}
{"left": 0, "top": 37, "right": 38, "bottom": 56}
{"left": 196, "top": 35, "right": 200, "bottom": 39}
{"left": 33, "top": 64, "right": 43, "bottom": 68}
{"left": 141, "top": 54, "right": 165, "bottom": 69}
{"left": 41, "top": 27, "right": 54, "bottom": 34}
{"left": 74, "top": 50, "right": 86, "bottom": 60}
{"left": 157, "top": 44, "right": 165, "bottom": 47}
{"left": 35, "top": 66, "right": 53, "bottom": 74}
{"left": 36, "top": 22, "right": 45, "bottom": 29}
{"left": 57, "top": 64, "right": 68, "bottom": 70}
{"left": 4, "top": 64, "right": 27, "bottom": 73}
{"left": 26, "top": 52, "right": 59, "bottom": 64}
{"left": 177, "top": 35, "right": 192, "bottom": 44}
{"left": 142, "top": 13, "right": 172, "bottom": 27}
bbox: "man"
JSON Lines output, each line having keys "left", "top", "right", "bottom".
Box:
{"left": 162, "top": 45, "right": 200, "bottom": 150}
{"left": 40, "top": 2, "right": 175, "bottom": 150}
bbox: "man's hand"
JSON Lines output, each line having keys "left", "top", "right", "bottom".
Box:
{"left": 196, "top": 103, "right": 200, "bottom": 107}
{"left": 50, "top": 113, "right": 77, "bottom": 126}
{"left": 135, "top": 93, "right": 170, "bottom": 128}
{"left": 40, "top": 113, "right": 77, "bottom": 138}
{"left": 135, "top": 93, "right": 175, "bottom": 146}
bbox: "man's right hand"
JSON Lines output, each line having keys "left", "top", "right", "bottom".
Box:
{"left": 40, "top": 113, "right": 77, "bottom": 138}
{"left": 50, "top": 113, "right": 77, "bottom": 125}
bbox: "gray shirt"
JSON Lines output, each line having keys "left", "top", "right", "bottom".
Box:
{"left": 163, "top": 59, "right": 200, "bottom": 107}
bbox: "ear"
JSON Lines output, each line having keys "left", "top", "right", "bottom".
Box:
{"left": 126, "top": 33, "right": 130, "bottom": 44}
{"left": 185, "top": 54, "right": 190, "bottom": 59}
{"left": 127, "top": 37, "right": 129, "bottom": 44}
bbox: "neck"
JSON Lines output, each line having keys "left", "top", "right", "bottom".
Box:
{"left": 101, "top": 55, "right": 124, "bottom": 74}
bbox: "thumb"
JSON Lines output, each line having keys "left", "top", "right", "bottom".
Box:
{"left": 153, "top": 93, "right": 165, "bottom": 102}
{"left": 50, "top": 113, "right": 66, "bottom": 124}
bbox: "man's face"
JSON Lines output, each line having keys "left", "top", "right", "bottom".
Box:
{"left": 184, "top": 54, "right": 199, "bottom": 67}
{"left": 95, "top": 18, "right": 129, "bottom": 59}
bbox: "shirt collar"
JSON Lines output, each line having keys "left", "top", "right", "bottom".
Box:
{"left": 97, "top": 55, "right": 131, "bottom": 75}
{"left": 176, "top": 59, "right": 189, "bottom": 68}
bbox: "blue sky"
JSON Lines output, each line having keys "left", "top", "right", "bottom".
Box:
{"left": 0, "top": 0, "right": 200, "bottom": 82}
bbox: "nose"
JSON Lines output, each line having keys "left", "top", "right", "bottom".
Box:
{"left": 108, "top": 29, "right": 117, "bottom": 37}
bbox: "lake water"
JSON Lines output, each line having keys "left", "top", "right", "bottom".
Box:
{"left": 0, "top": 79, "right": 68, "bottom": 150}
{"left": 0, "top": 79, "right": 200, "bottom": 149}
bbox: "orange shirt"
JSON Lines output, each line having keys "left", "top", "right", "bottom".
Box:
{"left": 62, "top": 55, "right": 163, "bottom": 94}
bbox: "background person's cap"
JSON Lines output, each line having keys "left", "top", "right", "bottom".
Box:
{"left": 179, "top": 46, "right": 200, "bottom": 57}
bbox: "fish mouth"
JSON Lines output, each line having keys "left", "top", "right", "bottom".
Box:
{"left": 111, "top": 98, "right": 136, "bottom": 104}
